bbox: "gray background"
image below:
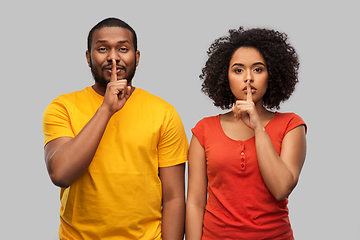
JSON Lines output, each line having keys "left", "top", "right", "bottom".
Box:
{"left": 1, "top": 1, "right": 359, "bottom": 239}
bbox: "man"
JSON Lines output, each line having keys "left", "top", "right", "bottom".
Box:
{"left": 42, "top": 17, "right": 188, "bottom": 240}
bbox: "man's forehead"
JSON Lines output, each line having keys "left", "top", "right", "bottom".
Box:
{"left": 92, "top": 27, "right": 133, "bottom": 44}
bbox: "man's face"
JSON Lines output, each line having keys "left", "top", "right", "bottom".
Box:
{"left": 86, "top": 27, "right": 140, "bottom": 88}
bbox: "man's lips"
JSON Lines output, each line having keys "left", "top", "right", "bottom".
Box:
{"left": 103, "top": 65, "right": 126, "bottom": 73}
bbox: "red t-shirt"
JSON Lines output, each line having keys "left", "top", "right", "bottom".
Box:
{"left": 192, "top": 112, "right": 306, "bottom": 240}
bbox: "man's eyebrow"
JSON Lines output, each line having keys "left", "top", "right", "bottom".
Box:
{"left": 118, "top": 40, "right": 130, "bottom": 44}
{"left": 231, "top": 62, "right": 266, "bottom": 68}
{"left": 95, "top": 40, "right": 130, "bottom": 44}
{"left": 96, "top": 40, "right": 108, "bottom": 44}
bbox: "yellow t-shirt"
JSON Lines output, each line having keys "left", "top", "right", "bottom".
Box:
{"left": 42, "top": 87, "right": 188, "bottom": 240}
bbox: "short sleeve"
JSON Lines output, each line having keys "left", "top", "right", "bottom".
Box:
{"left": 191, "top": 119, "right": 205, "bottom": 148}
{"left": 158, "top": 108, "right": 188, "bottom": 168}
{"left": 42, "top": 99, "right": 75, "bottom": 147}
{"left": 284, "top": 113, "right": 307, "bottom": 136}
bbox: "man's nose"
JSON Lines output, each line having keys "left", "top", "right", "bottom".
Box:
{"left": 107, "top": 49, "right": 121, "bottom": 63}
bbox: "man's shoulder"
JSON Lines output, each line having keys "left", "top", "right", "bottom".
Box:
{"left": 56, "top": 87, "right": 92, "bottom": 100}
{"left": 135, "top": 88, "right": 174, "bottom": 108}
{"left": 44, "top": 87, "right": 97, "bottom": 115}
{"left": 50, "top": 87, "right": 94, "bottom": 105}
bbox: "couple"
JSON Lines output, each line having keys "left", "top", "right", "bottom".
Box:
{"left": 42, "top": 17, "right": 306, "bottom": 240}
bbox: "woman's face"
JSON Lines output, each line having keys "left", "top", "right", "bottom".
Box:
{"left": 228, "top": 47, "right": 268, "bottom": 104}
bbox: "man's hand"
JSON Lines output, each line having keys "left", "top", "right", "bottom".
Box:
{"left": 102, "top": 59, "right": 131, "bottom": 115}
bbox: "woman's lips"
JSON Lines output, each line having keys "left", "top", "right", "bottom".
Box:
{"left": 242, "top": 86, "right": 256, "bottom": 93}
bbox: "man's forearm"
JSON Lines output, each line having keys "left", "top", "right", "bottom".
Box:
{"left": 162, "top": 197, "right": 185, "bottom": 240}
{"left": 46, "top": 106, "right": 112, "bottom": 188}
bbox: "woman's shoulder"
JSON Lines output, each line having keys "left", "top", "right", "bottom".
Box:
{"left": 271, "top": 111, "right": 307, "bottom": 133}
{"left": 192, "top": 115, "right": 220, "bottom": 133}
{"left": 195, "top": 114, "right": 220, "bottom": 126}
{"left": 274, "top": 112, "right": 304, "bottom": 122}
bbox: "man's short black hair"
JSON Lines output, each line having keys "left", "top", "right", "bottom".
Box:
{"left": 87, "top": 17, "right": 138, "bottom": 53}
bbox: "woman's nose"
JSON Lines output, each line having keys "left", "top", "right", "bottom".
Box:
{"left": 244, "top": 71, "right": 253, "bottom": 83}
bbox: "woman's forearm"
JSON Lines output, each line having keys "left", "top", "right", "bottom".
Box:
{"left": 185, "top": 202, "right": 205, "bottom": 240}
{"left": 254, "top": 127, "right": 296, "bottom": 200}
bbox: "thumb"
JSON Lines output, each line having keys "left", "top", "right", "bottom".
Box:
{"left": 122, "top": 86, "right": 132, "bottom": 100}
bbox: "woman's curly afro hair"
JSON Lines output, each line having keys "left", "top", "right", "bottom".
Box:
{"left": 200, "top": 27, "right": 299, "bottom": 110}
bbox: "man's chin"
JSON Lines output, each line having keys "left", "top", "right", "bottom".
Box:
{"left": 93, "top": 77, "right": 110, "bottom": 88}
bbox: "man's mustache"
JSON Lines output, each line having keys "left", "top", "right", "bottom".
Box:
{"left": 102, "top": 64, "right": 126, "bottom": 72}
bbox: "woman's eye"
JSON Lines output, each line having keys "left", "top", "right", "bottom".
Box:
{"left": 254, "top": 68, "right": 262, "bottom": 72}
{"left": 235, "top": 69, "right": 243, "bottom": 73}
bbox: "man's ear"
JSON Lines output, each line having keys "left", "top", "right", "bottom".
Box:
{"left": 86, "top": 50, "right": 91, "bottom": 67}
{"left": 135, "top": 50, "right": 140, "bottom": 67}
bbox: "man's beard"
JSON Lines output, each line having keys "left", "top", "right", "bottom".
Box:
{"left": 90, "top": 58, "right": 137, "bottom": 88}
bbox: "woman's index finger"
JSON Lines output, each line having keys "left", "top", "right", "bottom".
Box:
{"left": 247, "top": 81, "right": 253, "bottom": 102}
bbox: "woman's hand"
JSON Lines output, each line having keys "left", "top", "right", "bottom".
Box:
{"left": 232, "top": 81, "right": 263, "bottom": 132}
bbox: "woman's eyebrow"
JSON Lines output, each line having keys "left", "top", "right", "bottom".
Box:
{"left": 231, "top": 63, "right": 244, "bottom": 68}
{"left": 252, "top": 62, "right": 266, "bottom": 67}
{"left": 231, "top": 62, "right": 266, "bottom": 68}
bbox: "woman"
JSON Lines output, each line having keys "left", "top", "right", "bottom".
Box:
{"left": 186, "top": 27, "right": 307, "bottom": 239}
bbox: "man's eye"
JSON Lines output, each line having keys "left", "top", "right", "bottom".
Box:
{"left": 119, "top": 47, "right": 128, "bottom": 52}
{"left": 98, "top": 47, "right": 107, "bottom": 52}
